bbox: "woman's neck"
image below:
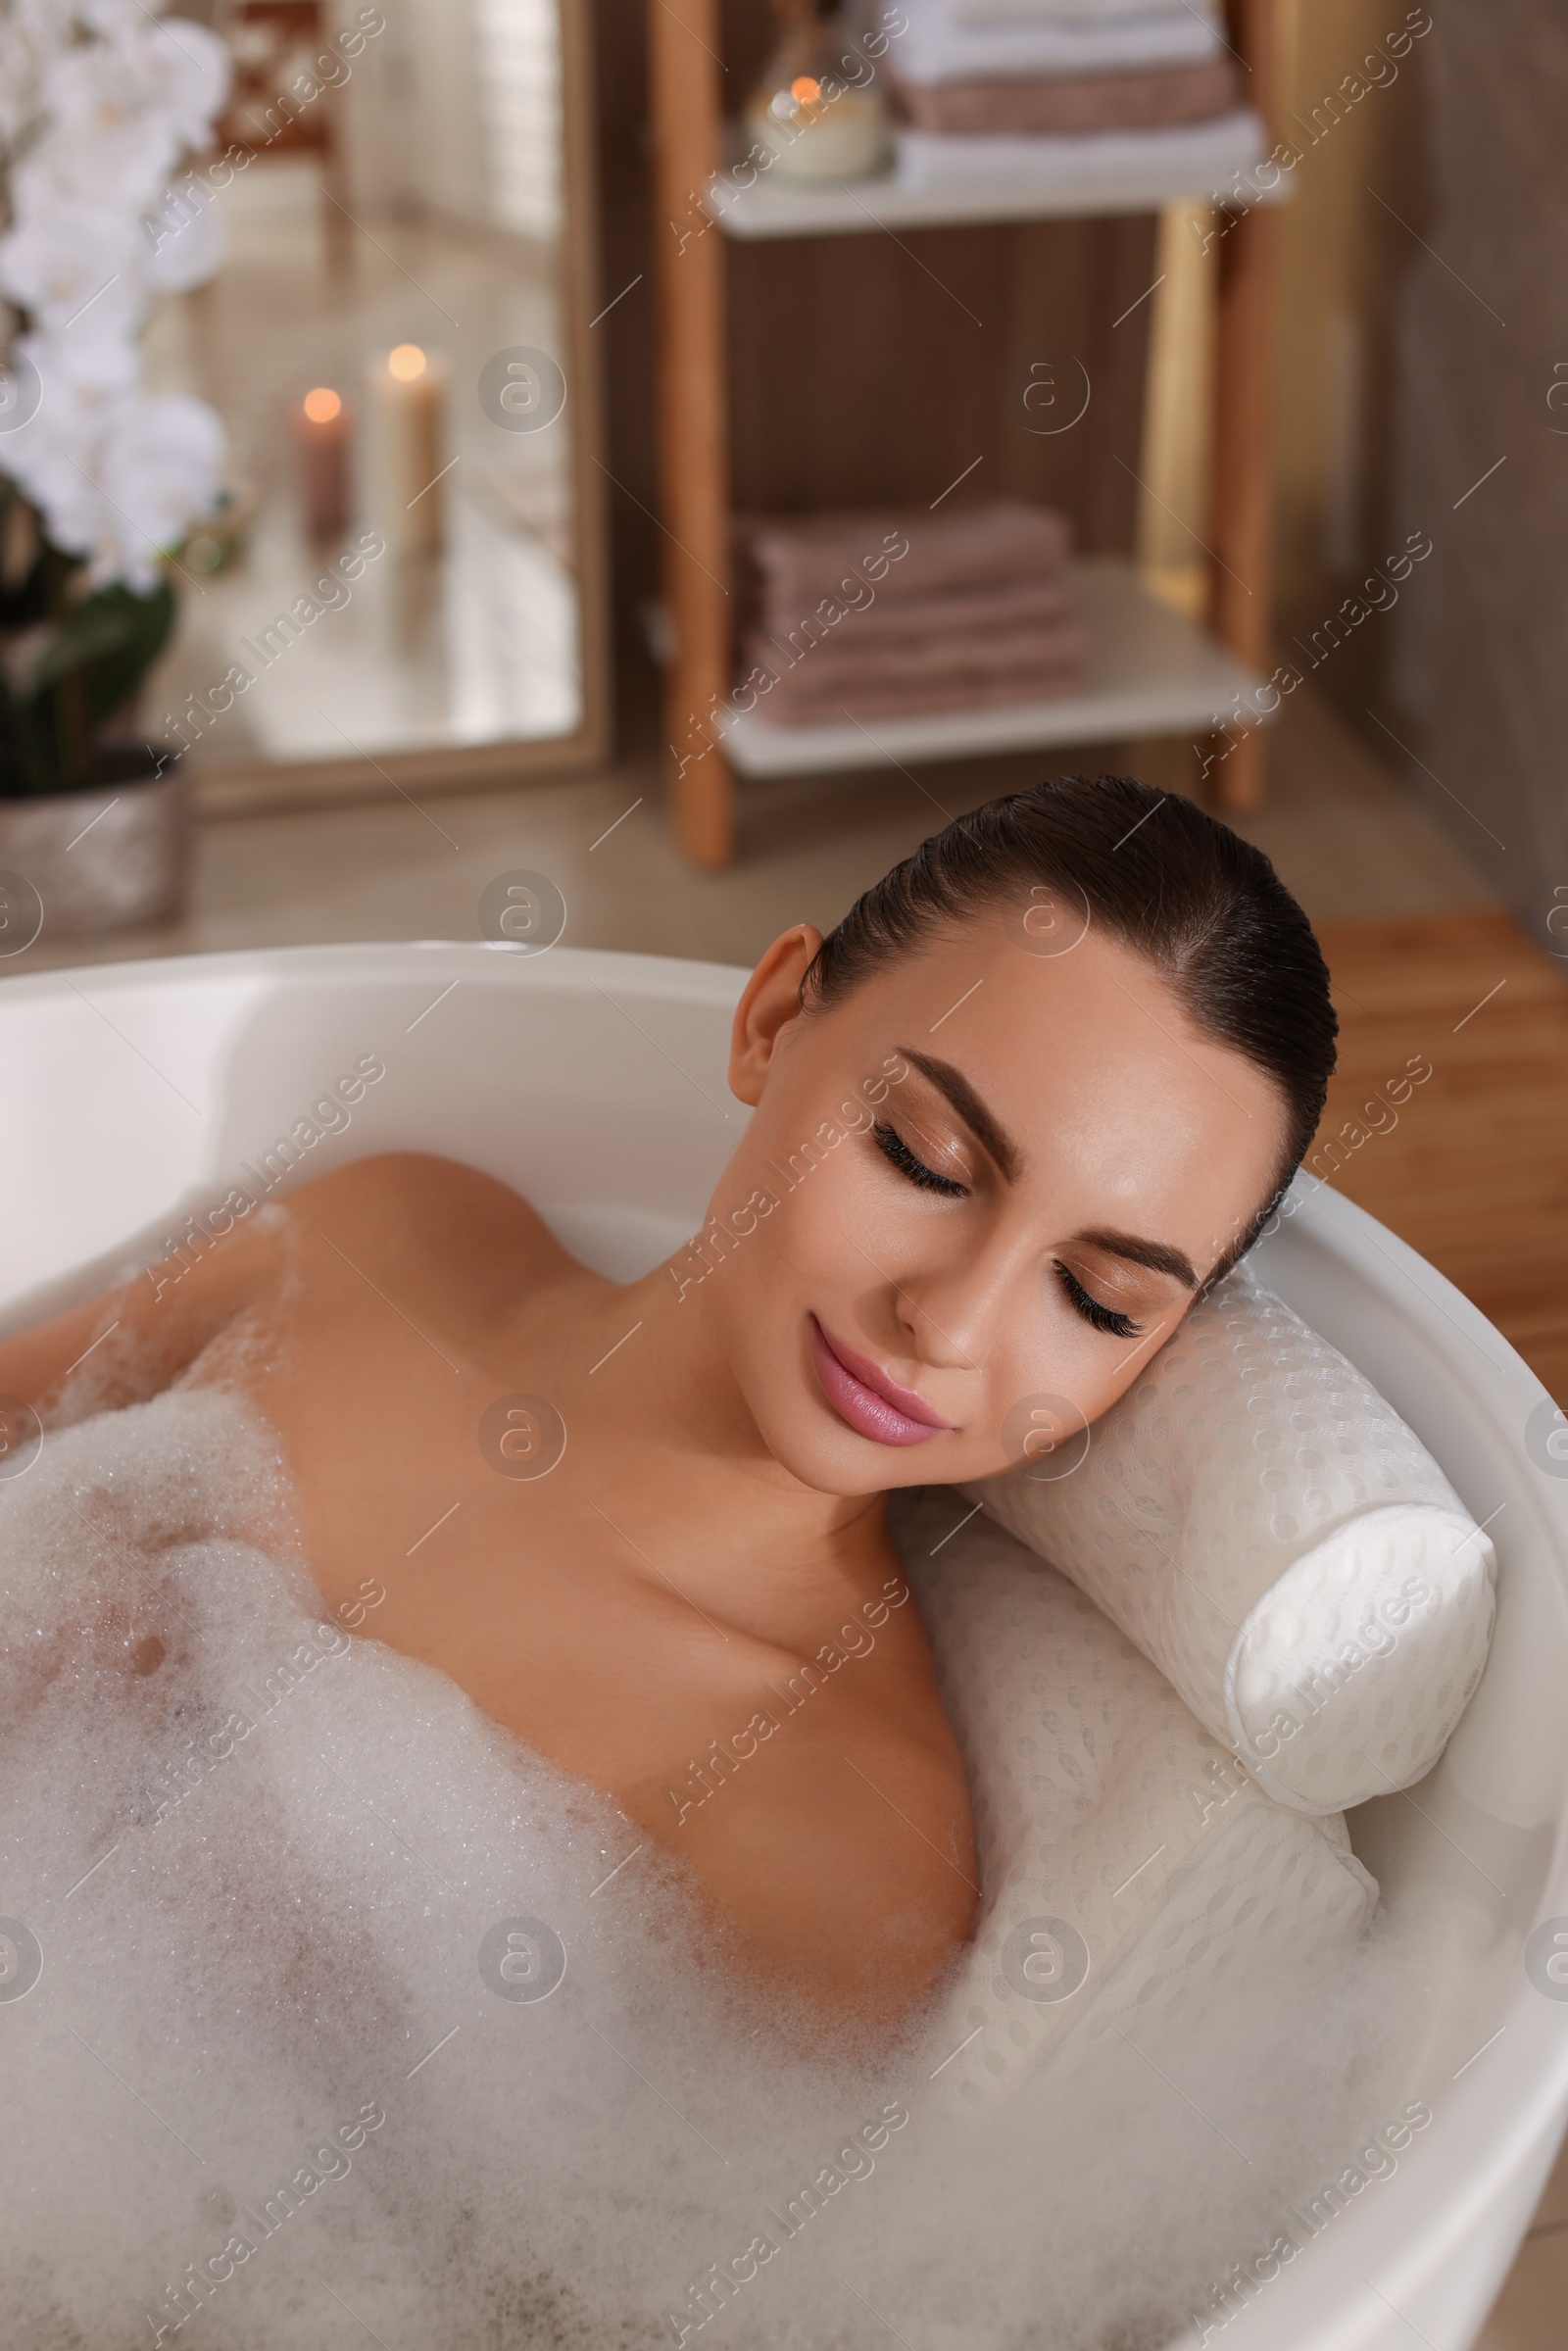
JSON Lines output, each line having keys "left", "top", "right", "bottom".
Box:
{"left": 506, "top": 1257, "right": 897, "bottom": 1633}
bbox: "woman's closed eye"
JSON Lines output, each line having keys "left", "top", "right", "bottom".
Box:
{"left": 871, "top": 1119, "right": 967, "bottom": 1197}
{"left": 1054, "top": 1262, "right": 1142, "bottom": 1341}
{"left": 873, "top": 1118, "right": 1147, "bottom": 1340}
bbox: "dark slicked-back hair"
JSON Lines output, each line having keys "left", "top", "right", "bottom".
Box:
{"left": 800, "top": 774, "right": 1336, "bottom": 1268}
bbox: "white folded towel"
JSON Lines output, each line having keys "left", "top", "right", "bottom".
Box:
{"left": 889, "top": 0, "right": 1224, "bottom": 85}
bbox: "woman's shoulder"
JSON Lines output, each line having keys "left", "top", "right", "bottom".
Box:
{"left": 290, "top": 1148, "right": 524, "bottom": 1214}
{"left": 281, "top": 1150, "right": 578, "bottom": 1292}
{"left": 286, "top": 1149, "right": 547, "bottom": 1231}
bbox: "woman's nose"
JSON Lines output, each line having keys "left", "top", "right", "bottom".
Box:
{"left": 893, "top": 1221, "right": 1036, "bottom": 1372}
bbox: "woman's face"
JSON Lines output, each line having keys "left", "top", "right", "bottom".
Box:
{"left": 691, "top": 908, "right": 1290, "bottom": 1496}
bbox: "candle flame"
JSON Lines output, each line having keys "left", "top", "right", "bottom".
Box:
{"left": 303, "top": 387, "right": 342, "bottom": 422}
{"left": 790, "top": 75, "right": 821, "bottom": 103}
{"left": 388, "top": 344, "right": 428, "bottom": 381}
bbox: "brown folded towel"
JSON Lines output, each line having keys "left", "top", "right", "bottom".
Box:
{"left": 745, "top": 614, "right": 1086, "bottom": 690}
{"left": 744, "top": 621, "right": 1090, "bottom": 724}
{"left": 733, "top": 499, "right": 1072, "bottom": 613}
{"left": 751, "top": 658, "right": 1088, "bottom": 726}
{"left": 751, "top": 574, "right": 1077, "bottom": 660}
{"left": 892, "top": 56, "right": 1241, "bottom": 138}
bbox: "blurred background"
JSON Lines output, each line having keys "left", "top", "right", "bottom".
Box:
{"left": 0, "top": 1, "right": 1565, "bottom": 2327}
{"left": 1, "top": 11, "right": 1562, "bottom": 1364}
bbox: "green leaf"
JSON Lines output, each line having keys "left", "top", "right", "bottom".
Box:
{"left": 0, "top": 676, "right": 60, "bottom": 794}
{"left": 26, "top": 580, "right": 176, "bottom": 727}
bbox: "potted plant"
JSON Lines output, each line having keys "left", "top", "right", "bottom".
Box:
{"left": 0, "top": 0, "right": 231, "bottom": 941}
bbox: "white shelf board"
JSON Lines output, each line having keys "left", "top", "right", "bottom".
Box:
{"left": 710, "top": 109, "right": 1286, "bottom": 239}
{"left": 719, "top": 556, "right": 1267, "bottom": 779}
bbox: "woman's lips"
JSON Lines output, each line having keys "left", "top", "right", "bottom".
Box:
{"left": 808, "top": 1317, "right": 952, "bottom": 1448}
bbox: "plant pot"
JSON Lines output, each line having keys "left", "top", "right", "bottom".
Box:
{"left": 0, "top": 752, "right": 191, "bottom": 945}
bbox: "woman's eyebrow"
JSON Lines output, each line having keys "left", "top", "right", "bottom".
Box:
{"left": 895, "top": 1053, "right": 1199, "bottom": 1286}
{"left": 1073, "top": 1229, "right": 1199, "bottom": 1290}
{"left": 898, "top": 1048, "right": 1020, "bottom": 1181}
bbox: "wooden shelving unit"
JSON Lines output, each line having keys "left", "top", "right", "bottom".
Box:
{"left": 648, "top": 0, "right": 1285, "bottom": 868}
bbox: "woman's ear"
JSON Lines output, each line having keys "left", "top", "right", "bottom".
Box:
{"left": 728, "top": 925, "right": 824, "bottom": 1107}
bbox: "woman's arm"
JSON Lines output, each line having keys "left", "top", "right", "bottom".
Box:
{"left": 0, "top": 1150, "right": 531, "bottom": 1424}
{"left": 0, "top": 1211, "right": 283, "bottom": 1417}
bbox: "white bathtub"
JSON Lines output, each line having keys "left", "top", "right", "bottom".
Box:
{"left": 2, "top": 939, "right": 1566, "bottom": 2351}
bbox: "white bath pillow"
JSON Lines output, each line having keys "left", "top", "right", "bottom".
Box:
{"left": 963, "top": 1264, "right": 1496, "bottom": 1814}
{"left": 889, "top": 1489, "right": 1377, "bottom": 2108}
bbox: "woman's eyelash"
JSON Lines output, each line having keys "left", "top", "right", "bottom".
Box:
{"left": 1055, "top": 1262, "right": 1142, "bottom": 1341}
{"left": 871, "top": 1129, "right": 1143, "bottom": 1339}
{"left": 871, "top": 1120, "right": 967, "bottom": 1198}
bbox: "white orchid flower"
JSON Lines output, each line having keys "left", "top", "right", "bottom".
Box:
{"left": 0, "top": 0, "right": 234, "bottom": 594}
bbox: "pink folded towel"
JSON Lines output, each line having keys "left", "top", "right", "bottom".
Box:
{"left": 730, "top": 500, "right": 1086, "bottom": 726}
{"left": 744, "top": 621, "right": 1090, "bottom": 724}
{"left": 753, "top": 574, "right": 1076, "bottom": 660}
{"left": 891, "top": 56, "right": 1241, "bottom": 138}
{"left": 750, "top": 655, "right": 1088, "bottom": 726}
{"left": 733, "top": 499, "right": 1072, "bottom": 613}
{"left": 745, "top": 615, "right": 1086, "bottom": 691}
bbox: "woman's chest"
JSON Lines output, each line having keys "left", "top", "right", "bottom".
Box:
{"left": 198, "top": 1279, "right": 963, "bottom": 1910}
{"left": 211, "top": 1320, "right": 872, "bottom": 1820}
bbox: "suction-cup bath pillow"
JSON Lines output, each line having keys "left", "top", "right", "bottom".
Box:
{"left": 889, "top": 1489, "right": 1377, "bottom": 2108}
{"left": 962, "top": 1264, "right": 1496, "bottom": 1814}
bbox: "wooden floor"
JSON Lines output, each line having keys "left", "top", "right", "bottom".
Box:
{"left": 1311, "top": 909, "right": 1568, "bottom": 1402}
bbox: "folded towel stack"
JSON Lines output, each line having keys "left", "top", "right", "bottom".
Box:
{"left": 885, "top": 0, "right": 1243, "bottom": 139}
{"left": 734, "top": 499, "right": 1087, "bottom": 725}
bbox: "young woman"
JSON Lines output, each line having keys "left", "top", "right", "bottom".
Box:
{"left": 3, "top": 776, "right": 1336, "bottom": 2030}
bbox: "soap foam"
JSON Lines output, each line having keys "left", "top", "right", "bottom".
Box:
{"left": 0, "top": 1387, "right": 1440, "bottom": 2351}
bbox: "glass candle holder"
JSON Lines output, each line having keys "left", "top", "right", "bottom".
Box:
{"left": 744, "top": 6, "right": 892, "bottom": 184}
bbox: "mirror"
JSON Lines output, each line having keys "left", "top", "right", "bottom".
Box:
{"left": 143, "top": 0, "right": 608, "bottom": 808}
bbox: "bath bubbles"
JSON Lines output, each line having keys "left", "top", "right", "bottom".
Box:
{"left": 0, "top": 1385, "right": 1440, "bottom": 2350}
{"left": 0, "top": 1391, "right": 42, "bottom": 1475}
{"left": 0, "top": 1915, "right": 43, "bottom": 1999}
{"left": 477, "top": 1916, "right": 569, "bottom": 2001}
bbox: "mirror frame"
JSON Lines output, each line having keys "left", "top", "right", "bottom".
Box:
{"left": 192, "top": 0, "right": 612, "bottom": 817}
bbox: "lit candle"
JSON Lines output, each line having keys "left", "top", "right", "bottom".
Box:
{"left": 364, "top": 342, "right": 450, "bottom": 557}
{"left": 291, "top": 385, "right": 353, "bottom": 542}
{"left": 746, "top": 72, "right": 892, "bottom": 183}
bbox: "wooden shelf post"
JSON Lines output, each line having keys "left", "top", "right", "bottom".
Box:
{"left": 1202, "top": 0, "right": 1280, "bottom": 813}
{"left": 647, "top": 0, "right": 736, "bottom": 867}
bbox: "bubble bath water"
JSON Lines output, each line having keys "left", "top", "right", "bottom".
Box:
{"left": 0, "top": 1386, "right": 1441, "bottom": 2351}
